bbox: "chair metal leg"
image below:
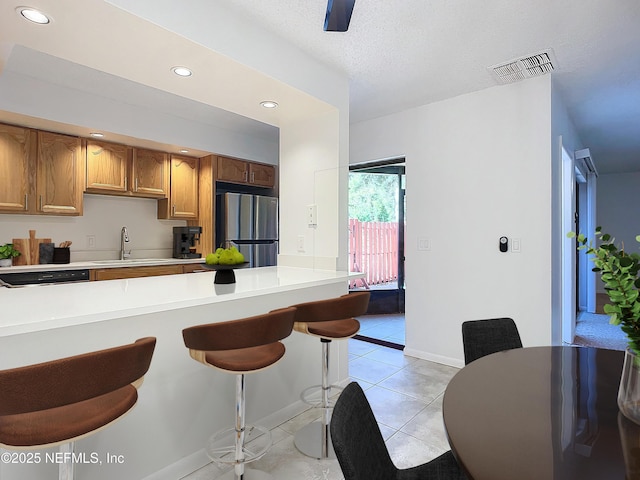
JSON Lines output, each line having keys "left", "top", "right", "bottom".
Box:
{"left": 58, "top": 442, "right": 74, "bottom": 480}
{"left": 212, "top": 374, "right": 273, "bottom": 480}
{"left": 235, "top": 373, "right": 246, "bottom": 478}
{"left": 294, "top": 339, "right": 336, "bottom": 459}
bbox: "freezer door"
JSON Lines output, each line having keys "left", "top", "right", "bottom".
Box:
{"left": 253, "top": 241, "right": 278, "bottom": 267}
{"left": 225, "top": 193, "right": 254, "bottom": 241}
{"left": 228, "top": 241, "right": 253, "bottom": 266}
{"left": 254, "top": 195, "right": 278, "bottom": 240}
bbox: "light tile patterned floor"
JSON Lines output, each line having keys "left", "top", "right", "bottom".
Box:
{"left": 182, "top": 329, "right": 458, "bottom": 480}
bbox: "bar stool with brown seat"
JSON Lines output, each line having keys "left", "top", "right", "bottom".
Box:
{"left": 0, "top": 337, "right": 156, "bottom": 480}
{"left": 182, "top": 307, "right": 296, "bottom": 480}
{"left": 291, "top": 291, "right": 370, "bottom": 459}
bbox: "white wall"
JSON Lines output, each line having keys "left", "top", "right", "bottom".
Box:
{"left": 551, "top": 80, "right": 586, "bottom": 341}
{"left": 0, "top": 70, "right": 279, "bottom": 165}
{"left": 351, "top": 76, "right": 554, "bottom": 366}
{"left": 0, "top": 195, "right": 186, "bottom": 261}
{"left": 596, "top": 172, "right": 640, "bottom": 291}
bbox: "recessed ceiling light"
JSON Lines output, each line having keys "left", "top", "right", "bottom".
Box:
{"left": 17, "top": 7, "right": 51, "bottom": 24}
{"left": 260, "top": 101, "right": 278, "bottom": 109}
{"left": 89, "top": 132, "right": 104, "bottom": 138}
{"left": 171, "top": 66, "right": 192, "bottom": 77}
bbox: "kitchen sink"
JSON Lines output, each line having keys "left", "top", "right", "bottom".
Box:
{"left": 91, "top": 258, "right": 177, "bottom": 265}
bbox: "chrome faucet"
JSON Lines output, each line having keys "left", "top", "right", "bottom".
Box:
{"left": 120, "top": 226, "right": 131, "bottom": 260}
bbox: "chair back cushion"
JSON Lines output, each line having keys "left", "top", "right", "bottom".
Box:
{"left": 182, "top": 307, "right": 296, "bottom": 352}
{"left": 330, "top": 382, "right": 397, "bottom": 480}
{"left": 292, "top": 292, "right": 370, "bottom": 323}
{"left": 462, "top": 317, "right": 522, "bottom": 365}
{"left": 0, "top": 337, "right": 156, "bottom": 416}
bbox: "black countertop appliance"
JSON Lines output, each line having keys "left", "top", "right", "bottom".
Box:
{"left": 173, "top": 226, "right": 202, "bottom": 259}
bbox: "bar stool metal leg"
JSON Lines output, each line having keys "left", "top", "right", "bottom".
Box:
{"left": 59, "top": 442, "right": 74, "bottom": 480}
{"left": 212, "top": 373, "right": 273, "bottom": 480}
{"left": 294, "top": 339, "right": 336, "bottom": 459}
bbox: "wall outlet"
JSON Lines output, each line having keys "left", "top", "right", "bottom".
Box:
{"left": 297, "top": 235, "right": 305, "bottom": 252}
{"left": 417, "top": 236, "right": 431, "bottom": 251}
{"left": 87, "top": 235, "right": 96, "bottom": 249}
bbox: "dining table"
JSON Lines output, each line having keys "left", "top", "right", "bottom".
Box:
{"left": 442, "top": 346, "right": 640, "bottom": 480}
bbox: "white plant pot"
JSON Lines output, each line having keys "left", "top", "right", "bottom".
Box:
{"left": 0, "top": 258, "right": 12, "bottom": 267}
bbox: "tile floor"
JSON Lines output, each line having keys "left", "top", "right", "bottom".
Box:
{"left": 183, "top": 322, "right": 458, "bottom": 480}
{"left": 355, "top": 313, "right": 405, "bottom": 346}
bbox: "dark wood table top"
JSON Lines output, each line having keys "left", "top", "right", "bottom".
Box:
{"left": 443, "top": 346, "right": 640, "bottom": 480}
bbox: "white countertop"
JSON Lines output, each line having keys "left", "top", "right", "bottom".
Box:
{"left": 0, "top": 266, "right": 358, "bottom": 337}
{"left": 0, "top": 257, "right": 204, "bottom": 273}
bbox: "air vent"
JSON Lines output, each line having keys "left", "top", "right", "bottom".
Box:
{"left": 489, "top": 50, "right": 556, "bottom": 84}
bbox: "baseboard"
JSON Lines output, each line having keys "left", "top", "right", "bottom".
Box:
{"left": 403, "top": 347, "right": 465, "bottom": 369}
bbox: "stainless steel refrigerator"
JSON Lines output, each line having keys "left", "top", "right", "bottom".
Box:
{"left": 216, "top": 192, "right": 278, "bottom": 267}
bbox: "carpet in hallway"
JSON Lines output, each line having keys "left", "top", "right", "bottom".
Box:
{"left": 572, "top": 311, "right": 628, "bottom": 351}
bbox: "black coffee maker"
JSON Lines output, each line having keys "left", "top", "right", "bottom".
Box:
{"left": 173, "top": 226, "right": 202, "bottom": 259}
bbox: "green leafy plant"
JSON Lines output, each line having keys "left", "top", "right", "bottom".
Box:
{"left": 568, "top": 228, "right": 640, "bottom": 354}
{"left": 0, "top": 243, "right": 21, "bottom": 260}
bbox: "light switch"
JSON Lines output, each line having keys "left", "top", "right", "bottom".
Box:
{"left": 307, "top": 204, "right": 317, "bottom": 227}
{"left": 512, "top": 238, "right": 521, "bottom": 253}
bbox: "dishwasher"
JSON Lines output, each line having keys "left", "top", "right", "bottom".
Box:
{"left": 0, "top": 269, "right": 90, "bottom": 287}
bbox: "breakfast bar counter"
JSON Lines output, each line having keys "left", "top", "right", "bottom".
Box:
{"left": 0, "top": 266, "right": 358, "bottom": 480}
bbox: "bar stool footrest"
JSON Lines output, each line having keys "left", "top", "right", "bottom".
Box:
{"left": 300, "top": 384, "right": 343, "bottom": 408}
{"left": 206, "top": 424, "right": 272, "bottom": 465}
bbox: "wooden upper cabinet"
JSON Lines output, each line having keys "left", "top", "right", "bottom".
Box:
{"left": 36, "top": 131, "right": 84, "bottom": 216}
{"left": 0, "top": 123, "right": 35, "bottom": 213}
{"left": 132, "top": 148, "right": 169, "bottom": 198}
{"left": 158, "top": 155, "right": 198, "bottom": 219}
{"left": 217, "top": 156, "right": 248, "bottom": 183}
{"left": 86, "top": 140, "right": 129, "bottom": 194}
{"left": 249, "top": 162, "right": 276, "bottom": 187}
{"left": 85, "top": 143, "right": 168, "bottom": 199}
{"left": 216, "top": 156, "right": 275, "bottom": 188}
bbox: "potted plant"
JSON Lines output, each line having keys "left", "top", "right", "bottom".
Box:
{"left": 569, "top": 227, "right": 640, "bottom": 424}
{"left": 0, "top": 243, "right": 21, "bottom": 267}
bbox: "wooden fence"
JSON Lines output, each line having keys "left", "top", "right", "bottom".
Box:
{"left": 349, "top": 219, "right": 399, "bottom": 288}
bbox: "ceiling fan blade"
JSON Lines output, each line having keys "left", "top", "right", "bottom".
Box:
{"left": 324, "top": 0, "right": 356, "bottom": 32}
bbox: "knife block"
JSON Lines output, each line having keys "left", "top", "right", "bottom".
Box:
{"left": 52, "top": 247, "right": 70, "bottom": 264}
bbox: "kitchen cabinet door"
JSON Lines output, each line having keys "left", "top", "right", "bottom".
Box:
{"left": 132, "top": 148, "right": 169, "bottom": 198}
{"left": 0, "top": 124, "right": 36, "bottom": 213}
{"left": 85, "top": 140, "right": 129, "bottom": 194}
{"left": 158, "top": 155, "right": 198, "bottom": 219}
{"left": 36, "top": 131, "right": 84, "bottom": 215}
{"left": 249, "top": 163, "right": 275, "bottom": 187}
{"left": 217, "top": 156, "right": 248, "bottom": 183}
{"left": 217, "top": 156, "right": 276, "bottom": 187}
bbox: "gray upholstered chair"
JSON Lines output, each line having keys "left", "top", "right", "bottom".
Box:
{"left": 461, "top": 317, "right": 523, "bottom": 365}
{"left": 330, "top": 382, "right": 467, "bottom": 480}
{"left": 0, "top": 337, "right": 156, "bottom": 480}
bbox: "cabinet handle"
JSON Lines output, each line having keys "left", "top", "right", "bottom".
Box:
{"left": 243, "top": 171, "right": 248, "bottom": 182}
{"left": 251, "top": 172, "right": 255, "bottom": 183}
{"left": 24, "top": 194, "right": 28, "bottom": 211}
{"left": 135, "top": 178, "right": 138, "bottom": 191}
{"left": 124, "top": 177, "right": 128, "bottom": 191}
{"left": 39, "top": 195, "right": 43, "bottom": 211}
{"left": 172, "top": 204, "right": 176, "bottom": 216}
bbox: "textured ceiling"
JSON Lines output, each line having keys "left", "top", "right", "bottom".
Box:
{"left": 1, "top": 0, "right": 639, "bottom": 174}
{"left": 223, "top": 0, "right": 640, "bottom": 173}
